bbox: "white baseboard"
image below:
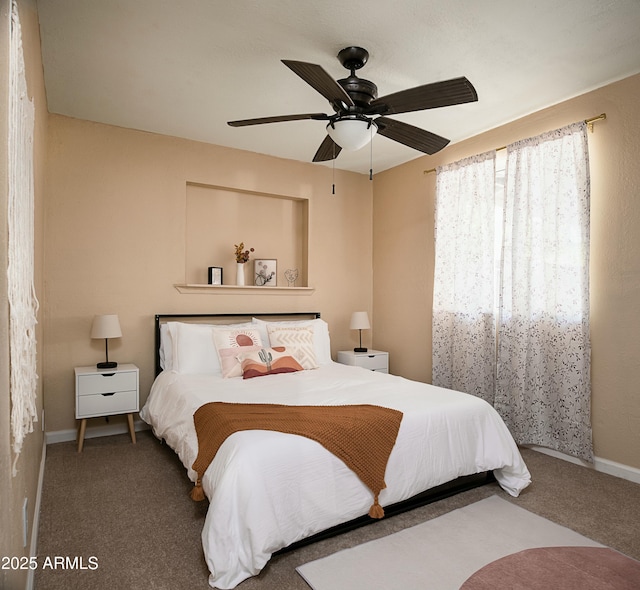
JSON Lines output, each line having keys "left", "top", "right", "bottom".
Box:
{"left": 527, "top": 445, "right": 640, "bottom": 485}
{"left": 45, "top": 419, "right": 149, "bottom": 445}
{"left": 26, "top": 439, "right": 46, "bottom": 590}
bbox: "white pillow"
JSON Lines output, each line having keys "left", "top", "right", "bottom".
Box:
{"left": 252, "top": 318, "right": 331, "bottom": 365}
{"left": 266, "top": 324, "right": 318, "bottom": 369}
{"left": 212, "top": 326, "right": 264, "bottom": 378}
{"left": 159, "top": 323, "right": 173, "bottom": 370}
{"left": 170, "top": 322, "right": 220, "bottom": 374}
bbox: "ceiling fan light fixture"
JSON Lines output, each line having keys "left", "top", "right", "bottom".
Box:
{"left": 326, "top": 116, "right": 377, "bottom": 151}
{"left": 229, "top": 48, "right": 477, "bottom": 163}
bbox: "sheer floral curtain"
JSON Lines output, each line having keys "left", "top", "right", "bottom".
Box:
{"left": 495, "top": 122, "right": 592, "bottom": 461}
{"left": 432, "top": 151, "right": 497, "bottom": 403}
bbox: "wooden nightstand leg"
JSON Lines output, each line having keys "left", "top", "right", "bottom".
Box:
{"left": 77, "top": 419, "right": 87, "bottom": 453}
{"left": 127, "top": 413, "right": 136, "bottom": 444}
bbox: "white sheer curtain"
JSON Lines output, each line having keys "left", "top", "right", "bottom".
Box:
{"left": 432, "top": 151, "right": 497, "bottom": 403}
{"left": 495, "top": 122, "right": 592, "bottom": 461}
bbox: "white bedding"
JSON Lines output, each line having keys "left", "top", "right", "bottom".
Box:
{"left": 140, "top": 362, "right": 531, "bottom": 589}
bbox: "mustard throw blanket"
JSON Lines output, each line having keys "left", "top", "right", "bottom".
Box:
{"left": 191, "top": 402, "right": 403, "bottom": 518}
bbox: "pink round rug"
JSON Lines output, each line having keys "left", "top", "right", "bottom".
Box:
{"left": 460, "top": 546, "right": 640, "bottom": 589}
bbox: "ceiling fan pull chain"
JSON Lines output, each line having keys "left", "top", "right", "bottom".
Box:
{"left": 369, "top": 125, "right": 374, "bottom": 181}
{"left": 332, "top": 143, "right": 336, "bottom": 194}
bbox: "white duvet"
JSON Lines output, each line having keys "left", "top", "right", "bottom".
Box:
{"left": 140, "top": 362, "right": 531, "bottom": 589}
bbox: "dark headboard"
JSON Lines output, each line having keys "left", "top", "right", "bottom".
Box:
{"left": 154, "top": 312, "right": 322, "bottom": 376}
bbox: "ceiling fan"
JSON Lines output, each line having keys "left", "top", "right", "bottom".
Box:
{"left": 228, "top": 46, "right": 478, "bottom": 163}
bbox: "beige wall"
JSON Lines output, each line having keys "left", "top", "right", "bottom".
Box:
{"left": 1, "top": 0, "right": 46, "bottom": 588}
{"left": 43, "top": 116, "right": 374, "bottom": 433}
{"left": 373, "top": 73, "right": 640, "bottom": 470}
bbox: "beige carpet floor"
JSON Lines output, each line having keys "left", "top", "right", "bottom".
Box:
{"left": 34, "top": 430, "right": 640, "bottom": 590}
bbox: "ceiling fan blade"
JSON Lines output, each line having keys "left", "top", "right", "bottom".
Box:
{"left": 376, "top": 117, "right": 450, "bottom": 155}
{"left": 312, "top": 135, "right": 342, "bottom": 162}
{"left": 282, "top": 60, "right": 355, "bottom": 110}
{"left": 369, "top": 77, "right": 477, "bottom": 116}
{"left": 228, "top": 113, "right": 329, "bottom": 127}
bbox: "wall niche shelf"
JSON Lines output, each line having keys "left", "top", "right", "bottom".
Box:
{"left": 185, "top": 182, "right": 310, "bottom": 289}
{"left": 174, "top": 284, "right": 315, "bottom": 295}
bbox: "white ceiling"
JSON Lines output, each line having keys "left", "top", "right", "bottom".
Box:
{"left": 36, "top": 0, "right": 640, "bottom": 174}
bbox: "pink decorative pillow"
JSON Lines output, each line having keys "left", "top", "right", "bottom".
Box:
{"left": 237, "top": 347, "right": 304, "bottom": 379}
{"left": 212, "top": 327, "right": 263, "bottom": 378}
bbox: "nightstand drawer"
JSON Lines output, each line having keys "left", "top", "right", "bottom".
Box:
{"left": 337, "top": 350, "right": 389, "bottom": 372}
{"left": 77, "top": 371, "right": 137, "bottom": 396}
{"left": 356, "top": 354, "right": 388, "bottom": 371}
{"left": 77, "top": 389, "right": 138, "bottom": 418}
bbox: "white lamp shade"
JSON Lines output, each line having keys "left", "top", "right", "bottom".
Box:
{"left": 90, "top": 314, "right": 122, "bottom": 339}
{"left": 350, "top": 311, "right": 371, "bottom": 331}
{"left": 327, "top": 118, "right": 378, "bottom": 151}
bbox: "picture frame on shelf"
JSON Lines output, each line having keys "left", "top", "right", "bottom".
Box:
{"left": 208, "top": 266, "right": 223, "bottom": 285}
{"left": 254, "top": 259, "right": 277, "bottom": 286}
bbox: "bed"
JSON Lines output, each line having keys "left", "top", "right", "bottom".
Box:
{"left": 141, "top": 312, "right": 531, "bottom": 589}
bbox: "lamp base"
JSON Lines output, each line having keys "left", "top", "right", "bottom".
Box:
{"left": 97, "top": 361, "right": 118, "bottom": 369}
{"left": 354, "top": 347, "right": 368, "bottom": 353}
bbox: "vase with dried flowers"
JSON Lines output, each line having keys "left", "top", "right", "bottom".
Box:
{"left": 234, "top": 242, "right": 254, "bottom": 286}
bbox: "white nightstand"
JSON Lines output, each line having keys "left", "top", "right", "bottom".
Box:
{"left": 75, "top": 363, "right": 139, "bottom": 452}
{"left": 337, "top": 350, "right": 389, "bottom": 373}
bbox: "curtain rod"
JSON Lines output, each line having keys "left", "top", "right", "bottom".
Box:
{"left": 423, "top": 113, "right": 606, "bottom": 175}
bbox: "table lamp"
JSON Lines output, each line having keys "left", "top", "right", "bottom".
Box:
{"left": 91, "top": 314, "right": 122, "bottom": 369}
{"left": 350, "top": 311, "right": 371, "bottom": 353}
